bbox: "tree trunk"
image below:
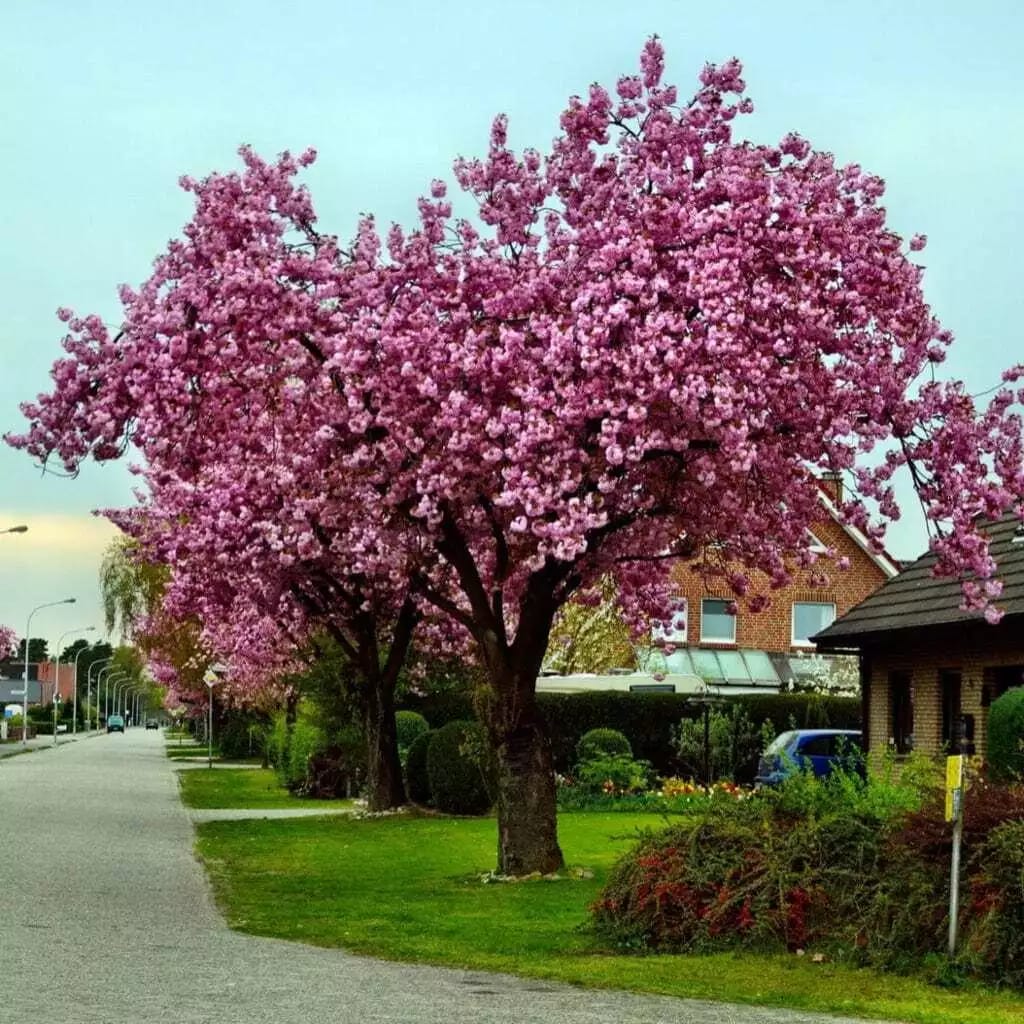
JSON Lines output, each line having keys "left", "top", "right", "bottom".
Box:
{"left": 493, "top": 711, "right": 564, "bottom": 875}
{"left": 362, "top": 680, "right": 405, "bottom": 812}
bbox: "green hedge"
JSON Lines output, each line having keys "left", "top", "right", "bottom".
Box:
{"left": 401, "top": 691, "right": 859, "bottom": 774}
{"left": 987, "top": 687, "right": 1024, "bottom": 783}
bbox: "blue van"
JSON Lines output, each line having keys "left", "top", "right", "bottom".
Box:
{"left": 755, "top": 729, "right": 863, "bottom": 786}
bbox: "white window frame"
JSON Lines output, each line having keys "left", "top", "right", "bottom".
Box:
{"left": 700, "top": 598, "right": 737, "bottom": 645}
{"left": 651, "top": 598, "right": 688, "bottom": 645}
{"left": 791, "top": 601, "right": 837, "bottom": 648}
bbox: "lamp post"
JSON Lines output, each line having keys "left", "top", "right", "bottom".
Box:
{"left": 2, "top": 525, "right": 28, "bottom": 535}
{"left": 204, "top": 670, "right": 220, "bottom": 768}
{"left": 106, "top": 673, "right": 126, "bottom": 724}
{"left": 71, "top": 642, "right": 95, "bottom": 735}
{"left": 52, "top": 626, "right": 95, "bottom": 745}
{"left": 98, "top": 667, "right": 119, "bottom": 728}
{"left": 87, "top": 658, "right": 111, "bottom": 733}
{"left": 684, "top": 685, "right": 727, "bottom": 788}
{"left": 22, "top": 598, "right": 76, "bottom": 746}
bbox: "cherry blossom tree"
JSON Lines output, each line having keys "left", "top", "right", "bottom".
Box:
{"left": 0, "top": 625, "right": 16, "bottom": 660}
{"left": 10, "top": 39, "right": 1023, "bottom": 873}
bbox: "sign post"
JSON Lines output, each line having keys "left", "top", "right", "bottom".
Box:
{"left": 945, "top": 754, "right": 964, "bottom": 957}
{"left": 204, "top": 670, "right": 219, "bottom": 769}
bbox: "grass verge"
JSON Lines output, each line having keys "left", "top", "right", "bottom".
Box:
{"left": 193, "top": 813, "right": 1024, "bottom": 1024}
{"left": 178, "top": 767, "right": 353, "bottom": 810}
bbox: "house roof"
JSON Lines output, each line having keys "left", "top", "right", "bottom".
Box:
{"left": 814, "top": 513, "right": 1024, "bottom": 647}
{"left": 816, "top": 490, "right": 901, "bottom": 579}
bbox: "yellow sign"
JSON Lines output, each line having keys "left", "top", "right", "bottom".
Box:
{"left": 945, "top": 755, "right": 964, "bottom": 822}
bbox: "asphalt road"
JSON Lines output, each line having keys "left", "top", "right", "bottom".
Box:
{"left": 0, "top": 729, "right": 877, "bottom": 1024}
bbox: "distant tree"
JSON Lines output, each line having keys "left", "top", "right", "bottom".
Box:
{"left": 16, "top": 638, "right": 48, "bottom": 663}
{"left": 545, "top": 585, "right": 636, "bottom": 675}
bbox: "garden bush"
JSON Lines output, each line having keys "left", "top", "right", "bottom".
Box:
{"left": 426, "top": 720, "right": 493, "bottom": 815}
{"left": 395, "top": 710, "right": 430, "bottom": 764}
{"left": 986, "top": 686, "right": 1024, "bottom": 782}
{"left": 576, "top": 727, "right": 632, "bottom": 764}
{"left": 592, "top": 761, "right": 1024, "bottom": 989}
{"left": 405, "top": 729, "right": 434, "bottom": 805}
{"left": 593, "top": 786, "right": 887, "bottom": 952}
{"left": 674, "top": 704, "right": 775, "bottom": 783}
{"left": 575, "top": 754, "right": 651, "bottom": 795}
{"left": 962, "top": 819, "right": 1024, "bottom": 988}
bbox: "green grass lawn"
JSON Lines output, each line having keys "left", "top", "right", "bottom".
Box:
{"left": 178, "top": 767, "right": 354, "bottom": 810}
{"left": 193, "top": 812, "right": 1024, "bottom": 1024}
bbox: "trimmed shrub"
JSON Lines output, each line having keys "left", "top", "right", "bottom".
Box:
{"left": 576, "top": 728, "right": 632, "bottom": 764}
{"left": 426, "top": 720, "right": 493, "bottom": 815}
{"left": 986, "top": 686, "right": 1024, "bottom": 783}
{"left": 405, "top": 729, "right": 434, "bottom": 806}
{"left": 396, "top": 710, "right": 430, "bottom": 763}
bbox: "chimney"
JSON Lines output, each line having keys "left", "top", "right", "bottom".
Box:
{"left": 818, "top": 471, "right": 843, "bottom": 505}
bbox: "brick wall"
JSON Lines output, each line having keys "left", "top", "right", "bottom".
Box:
{"left": 670, "top": 513, "right": 891, "bottom": 654}
{"left": 34, "top": 662, "right": 77, "bottom": 702}
{"left": 866, "top": 623, "right": 1024, "bottom": 761}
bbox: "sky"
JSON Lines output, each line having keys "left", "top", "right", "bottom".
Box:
{"left": 1, "top": 0, "right": 1022, "bottom": 652}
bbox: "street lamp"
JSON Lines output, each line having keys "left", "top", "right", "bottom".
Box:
{"left": 87, "top": 657, "right": 112, "bottom": 733}
{"left": 97, "top": 667, "right": 119, "bottom": 728}
{"left": 204, "top": 670, "right": 220, "bottom": 768}
{"left": 53, "top": 626, "right": 95, "bottom": 745}
{"left": 105, "top": 673, "right": 126, "bottom": 724}
{"left": 22, "top": 598, "right": 76, "bottom": 746}
{"left": 2, "top": 525, "right": 28, "bottom": 534}
{"left": 71, "top": 641, "right": 96, "bottom": 735}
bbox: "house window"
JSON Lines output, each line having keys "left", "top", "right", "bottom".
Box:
{"left": 700, "top": 599, "right": 736, "bottom": 644}
{"left": 889, "top": 671, "right": 913, "bottom": 755}
{"left": 791, "top": 602, "right": 836, "bottom": 646}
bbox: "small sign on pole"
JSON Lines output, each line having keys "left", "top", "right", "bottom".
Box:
{"left": 946, "top": 755, "right": 965, "bottom": 957}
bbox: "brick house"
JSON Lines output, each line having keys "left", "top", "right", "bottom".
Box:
{"left": 813, "top": 513, "right": 1024, "bottom": 761}
{"left": 646, "top": 477, "right": 899, "bottom": 690}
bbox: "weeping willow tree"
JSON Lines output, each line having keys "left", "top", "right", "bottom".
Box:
{"left": 100, "top": 537, "right": 169, "bottom": 639}
{"left": 99, "top": 536, "right": 201, "bottom": 701}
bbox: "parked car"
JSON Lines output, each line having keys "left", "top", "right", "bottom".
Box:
{"left": 106, "top": 714, "right": 125, "bottom": 734}
{"left": 145, "top": 719, "right": 159, "bottom": 730}
{"left": 755, "top": 729, "right": 863, "bottom": 786}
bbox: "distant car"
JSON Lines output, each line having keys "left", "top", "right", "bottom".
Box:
{"left": 755, "top": 729, "right": 863, "bottom": 786}
{"left": 106, "top": 714, "right": 125, "bottom": 733}
{"left": 145, "top": 719, "right": 159, "bottom": 730}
